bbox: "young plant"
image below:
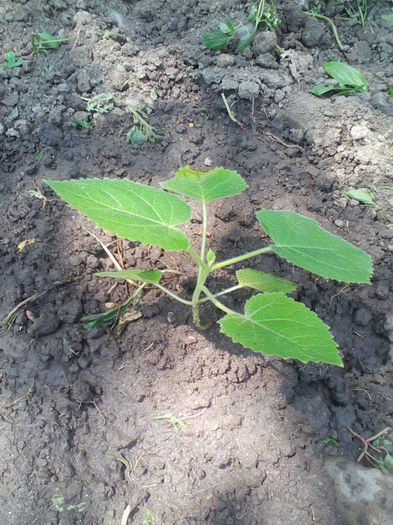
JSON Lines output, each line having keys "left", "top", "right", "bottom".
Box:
{"left": 337, "top": 0, "right": 376, "bottom": 27}
{"left": 3, "top": 51, "right": 24, "bottom": 70}
{"left": 32, "top": 32, "right": 71, "bottom": 53}
{"left": 82, "top": 92, "right": 115, "bottom": 113}
{"left": 45, "top": 167, "right": 372, "bottom": 367}
{"left": 72, "top": 119, "right": 92, "bottom": 129}
{"left": 126, "top": 105, "right": 162, "bottom": 145}
{"left": 203, "top": 0, "right": 280, "bottom": 53}
{"left": 310, "top": 61, "right": 368, "bottom": 97}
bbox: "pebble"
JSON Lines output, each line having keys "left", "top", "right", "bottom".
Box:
{"left": 353, "top": 307, "right": 372, "bottom": 326}
{"left": 216, "top": 54, "right": 235, "bottom": 68}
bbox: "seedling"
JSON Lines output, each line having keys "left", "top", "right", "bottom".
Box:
{"left": 337, "top": 0, "right": 376, "bottom": 27}
{"left": 382, "top": 9, "right": 393, "bottom": 26}
{"left": 126, "top": 105, "right": 162, "bottom": 145}
{"left": 3, "top": 51, "right": 24, "bottom": 70}
{"left": 72, "top": 118, "right": 92, "bottom": 129}
{"left": 32, "top": 32, "right": 71, "bottom": 53}
{"left": 153, "top": 413, "right": 189, "bottom": 433}
{"left": 203, "top": 0, "right": 280, "bottom": 53}
{"left": 310, "top": 61, "right": 368, "bottom": 97}
{"left": 45, "top": 167, "right": 372, "bottom": 366}
{"left": 82, "top": 93, "right": 114, "bottom": 113}
{"left": 388, "top": 87, "right": 393, "bottom": 99}
{"left": 344, "top": 188, "right": 375, "bottom": 206}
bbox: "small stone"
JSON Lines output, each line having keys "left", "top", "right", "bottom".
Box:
{"left": 238, "top": 80, "right": 259, "bottom": 100}
{"left": 252, "top": 31, "right": 277, "bottom": 54}
{"left": 353, "top": 307, "right": 372, "bottom": 326}
{"left": 216, "top": 53, "right": 235, "bottom": 68}
{"left": 334, "top": 219, "right": 345, "bottom": 227}
{"left": 350, "top": 125, "right": 369, "bottom": 140}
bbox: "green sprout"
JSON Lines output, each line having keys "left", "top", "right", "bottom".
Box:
{"left": 3, "top": 51, "right": 24, "bottom": 70}
{"left": 203, "top": 0, "right": 280, "bottom": 53}
{"left": 82, "top": 93, "right": 115, "bottom": 114}
{"left": 310, "top": 61, "right": 368, "bottom": 97}
{"left": 72, "top": 119, "right": 92, "bottom": 129}
{"left": 126, "top": 106, "right": 163, "bottom": 145}
{"left": 45, "top": 166, "right": 372, "bottom": 367}
{"left": 32, "top": 32, "right": 72, "bottom": 53}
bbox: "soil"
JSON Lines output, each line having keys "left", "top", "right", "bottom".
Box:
{"left": 1, "top": 1, "right": 393, "bottom": 524}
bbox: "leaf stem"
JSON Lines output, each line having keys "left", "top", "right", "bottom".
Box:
{"left": 201, "top": 286, "right": 235, "bottom": 316}
{"left": 155, "top": 284, "right": 193, "bottom": 306}
{"left": 188, "top": 247, "right": 207, "bottom": 270}
{"left": 306, "top": 11, "right": 345, "bottom": 52}
{"left": 200, "top": 200, "right": 208, "bottom": 263}
{"left": 211, "top": 246, "right": 273, "bottom": 271}
{"left": 198, "top": 284, "right": 243, "bottom": 304}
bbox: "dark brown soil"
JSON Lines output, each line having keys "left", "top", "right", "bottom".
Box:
{"left": 1, "top": 1, "right": 393, "bottom": 524}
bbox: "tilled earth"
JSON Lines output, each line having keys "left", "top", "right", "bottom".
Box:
{"left": 1, "top": 1, "right": 393, "bottom": 524}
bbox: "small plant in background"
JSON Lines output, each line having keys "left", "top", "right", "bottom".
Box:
{"left": 72, "top": 119, "right": 92, "bottom": 129}
{"left": 3, "top": 51, "right": 24, "bottom": 70}
{"left": 381, "top": 9, "right": 393, "bottom": 26}
{"left": 310, "top": 61, "right": 368, "bottom": 97}
{"left": 336, "top": 0, "right": 377, "bottom": 26}
{"left": 82, "top": 92, "right": 115, "bottom": 113}
{"left": 126, "top": 105, "right": 163, "bottom": 145}
{"left": 51, "top": 495, "right": 86, "bottom": 525}
{"left": 45, "top": 166, "right": 372, "bottom": 367}
{"left": 203, "top": 0, "right": 280, "bottom": 53}
{"left": 388, "top": 87, "right": 393, "bottom": 99}
{"left": 32, "top": 32, "right": 71, "bottom": 53}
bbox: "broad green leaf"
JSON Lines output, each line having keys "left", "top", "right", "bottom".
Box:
{"left": 202, "top": 29, "right": 230, "bottom": 50}
{"left": 256, "top": 210, "right": 372, "bottom": 284}
{"left": 161, "top": 166, "right": 248, "bottom": 203}
{"left": 309, "top": 84, "right": 348, "bottom": 97}
{"left": 219, "top": 293, "right": 343, "bottom": 366}
{"left": 324, "top": 61, "right": 368, "bottom": 91}
{"left": 219, "top": 21, "right": 236, "bottom": 35}
{"left": 207, "top": 249, "right": 216, "bottom": 266}
{"left": 45, "top": 179, "right": 192, "bottom": 251}
{"left": 344, "top": 188, "right": 375, "bottom": 206}
{"left": 236, "top": 269, "right": 297, "bottom": 294}
{"left": 95, "top": 269, "right": 162, "bottom": 285}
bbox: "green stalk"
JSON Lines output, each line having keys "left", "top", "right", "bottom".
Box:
{"left": 201, "top": 286, "right": 235, "bottom": 315}
{"left": 200, "top": 200, "right": 208, "bottom": 263}
{"left": 198, "top": 284, "right": 243, "bottom": 305}
{"left": 155, "top": 284, "right": 193, "bottom": 306}
{"left": 306, "top": 11, "right": 345, "bottom": 52}
{"left": 255, "top": 0, "right": 266, "bottom": 30}
{"left": 211, "top": 246, "right": 273, "bottom": 271}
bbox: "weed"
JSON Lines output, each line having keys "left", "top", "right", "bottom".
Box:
{"left": 349, "top": 427, "right": 393, "bottom": 472}
{"left": 72, "top": 118, "right": 92, "bottom": 129}
{"left": 344, "top": 188, "right": 375, "bottom": 206}
{"left": 3, "top": 51, "right": 24, "bottom": 70}
{"left": 336, "top": 0, "right": 377, "bottom": 26}
{"left": 306, "top": 9, "right": 345, "bottom": 52}
{"left": 82, "top": 92, "right": 115, "bottom": 113}
{"left": 126, "top": 105, "right": 163, "bottom": 145}
{"left": 52, "top": 494, "right": 85, "bottom": 525}
{"left": 144, "top": 509, "right": 155, "bottom": 524}
{"left": 153, "top": 414, "right": 189, "bottom": 433}
{"left": 32, "top": 32, "right": 71, "bottom": 53}
{"left": 382, "top": 9, "right": 393, "bottom": 26}
{"left": 310, "top": 61, "right": 368, "bottom": 97}
{"left": 388, "top": 87, "right": 393, "bottom": 99}
{"left": 45, "top": 166, "right": 372, "bottom": 366}
{"left": 203, "top": 0, "right": 280, "bottom": 53}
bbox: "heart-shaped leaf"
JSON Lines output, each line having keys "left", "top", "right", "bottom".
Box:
{"left": 95, "top": 269, "right": 162, "bottom": 284}
{"left": 162, "top": 166, "right": 248, "bottom": 203}
{"left": 45, "top": 179, "right": 192, "bottom": 251}
{"left": 236, "top": 269, "right": 297, "bottom": 293}
{"left": 256, "top": 210, "right": 372, "bottom": 284}
{"left": 324, "top": 61, "right": 367, "bottom": 91}
{"left": 202, "top": 29, "right": 231, "bottom": 50}
{"left": 219, "top": 293, "right": 343, "bottom": 366}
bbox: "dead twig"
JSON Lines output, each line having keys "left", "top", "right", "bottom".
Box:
{"left": 0, "top": 381, "right": 34, "bottom": 409}
{"left": 347, "top": 426, "right": 392, "bottom": 463}
{"left": 3, "top": 280, "right": 72, "bottom": 326}
{"left": 259, "top": 130, "right": 304, "bottom": 151}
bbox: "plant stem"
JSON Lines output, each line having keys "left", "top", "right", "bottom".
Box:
{"left": 198, "top": 284, "right": 243, "bottom": 304}
{"left": 201, "top": 286, "right": 235, "bottom": 315}
{"left": 306, "top": 11, "right": 345, "bottom": 52}
{"left": 191, "top": 266, "right": 210, "bottom": 328}
{"left": 200, "top": 200, "right": 208, "bottom": 263}
{"left": 255, "top": 0, "right": 266, "bottom": 30}
{"left": 211, "top": 246, "right": 273, "bottom": 271}
{"left": 155, "top": 284, "right": 193, "bottom": 306}
{"left": 188, "top": 247, "right": 207, "bottom": 270}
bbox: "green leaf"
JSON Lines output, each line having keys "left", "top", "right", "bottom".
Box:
{"left": 207, "top": 249, "right": 216, "bottom": 266}
{"left": 45, "top": 178, "right": 192, "bottom": 251}
{"left": 324, "top": 61, "right": 368, "bottom": 91}
{"left": 256, "top": 210, "right": 372, "bottom": 284}
{"left": 127, "top": 126, "right": 147, "bottom": 145}
{"left": 309, "top": 84, "right": 348, "bottom": 97}
{"left": 383, "top": 453, "right": 393, "bottom": 471}
{"left": 95, "top": 269, "right": 162, "bottom": 285}
{"left": 202, "top": 29, "right": 231, "bottom": 50}
{"left": 388, "top": 87, "right": 393, "bottom": 99}
{"left": 161, "top": 166, "right": 248, "bottom": 203}
{"left": 219, "top": 21, "right": 236, "bottom": 35}
{"left": 344, "top": 188, "right": 375, "bottom": 205}
{"left": 81, "top": 305, "right": 127, "bottom": 331}
{"left": 236, "top": 269, "right": 297, "bottom": 294}
{"left": 219, "top": 293, "right": 343, "bottom": 366}
{"left": 36, "top": 32, "right": 62, "bottom": 50}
